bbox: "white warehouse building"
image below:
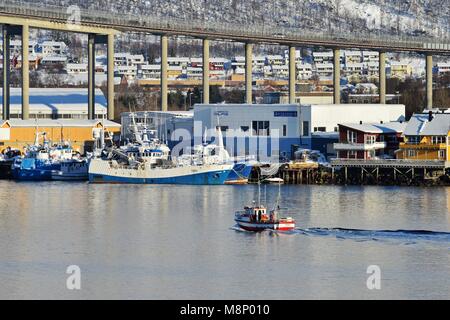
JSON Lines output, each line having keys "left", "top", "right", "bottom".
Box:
{"left": 193, "top": 104, "right": 406, "bottom": 160}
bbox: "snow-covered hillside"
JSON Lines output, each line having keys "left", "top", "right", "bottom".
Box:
{"left": 34, "top": 0, "right": 449, "bottom": 39}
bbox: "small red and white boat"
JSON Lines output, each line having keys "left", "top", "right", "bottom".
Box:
{"left": 234, "top": 205, "right": 295, "bottom": 232}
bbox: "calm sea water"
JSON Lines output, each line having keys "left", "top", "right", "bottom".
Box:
{"left": 0, "top": 181, "right": 449, "bottom": 300}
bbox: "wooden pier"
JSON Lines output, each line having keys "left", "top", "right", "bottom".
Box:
{"left": 329, "top": 159, "right": 450, "bottom": 186}
{"left": 276, "top": 159, "right": 450, "bottom": 186}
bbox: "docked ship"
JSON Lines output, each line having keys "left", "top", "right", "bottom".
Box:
{"left": 12, "top": 143, "right": 76, "bottom": 181}
{"left": 89, "top": 158, "right": 233, "bottom": 185}
{"left": 176, "top": 128, "right": 257, "bottom": 184}
{"left": 50, "top": 158, "right": 89, "bottom": 181}
{"left": 0, "top": 147, "right": 21, "bottom": 179}
{"left": 89, "top": 114, "right": 233, "bottom": 185}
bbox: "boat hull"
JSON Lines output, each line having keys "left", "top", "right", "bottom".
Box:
{"left": 88, "top": 159, "right": 233, "bottom": 185}
{"left": 51, "top": 172, "right": 88, "bottom": 181}
{"left": 13, "top": 168, "right": 55, "bottom": 181}
{"left": 235, "top": 219, "right": 296, "bottom": 232}
{"left": 0, "top": 160, "right": 14, "bottom": 179}
{"left": 225, "top": 162, "right": 254, "bottom": 185}
{"left": 12, "top": 158, "right": 60, "bottom": 181}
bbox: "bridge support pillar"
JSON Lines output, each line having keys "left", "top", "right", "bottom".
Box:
{"left": 22, "top": 24, "right": 30, "bottom": 120}
{"left": 245, "top": 43, "right": 253, "bottom": 104}
{"left": 107, "top": 33, "right": 115, "bottom": 120}
{"left": 379, "top": 51, "right": 386, "bottom": 105}
{"left": 426, "top": 53, "right": 433, "bottom": 110}
{"left": 2, "top": 26, "right": 11, "bottom": 120}
{"left": 202, "top": 38, "right": 210, "bottom": 104}
{"left": 289, "top": 46, "right": 296, "bottom": 104}
{"left": 161, "top": 35, "right": 168, "bottom": 111}
{"left": 88, "top": 33, "right": 96, "bottom": 120}
{"left": 333, "top": 48, "right": 340, "bottom": 104}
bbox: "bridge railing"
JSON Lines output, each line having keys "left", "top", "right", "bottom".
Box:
{"left": 1, "top": 0, "right": 449, "bottom": 52}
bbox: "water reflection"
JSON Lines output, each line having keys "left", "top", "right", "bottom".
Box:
{"left": 0, "top": 181, "right": 449, "bottom": 299}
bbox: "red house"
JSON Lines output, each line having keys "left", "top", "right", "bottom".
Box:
{"left": 334, "top": 122, "right": 406, "bottom": 160}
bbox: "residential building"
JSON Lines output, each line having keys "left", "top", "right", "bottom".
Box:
{"left": 8, "top": 39, "right": 38, "bottom": 56}
{"left": 40, "top": 55, "right": 67, "bottom": 68}
{"left": 316, "top": 63, "right": 334, "bottom": 78}
{"left": 437, "top": 63, "right": 450, "bottom": 74}
{"left": 115, "top": 65, "right": 137, "bottom": 80}
{"left": 334, "top": 122, "right": 406, "bottom": 160}
{"left": 67, "top": 63, "right": 88, "bottom": 74}
{"left": 139, "top": 64, "right": 161, "bottom": 80}
{"left": 313, "top": 51, "right": 334, "bottom": 65}
{"left": 345, "top": 63, "right": 364, "bottom": 75}
{"left": 397, "top": 112, "right": 450, "bottom": 161}
{"left": 41, "top": 41, "right": 67, "bottom": 56}
{"left": 344, "top": 50, "right": 362, "bottom": 65}
{"left": 389, "top": 61, "right": 413, "bottom": 79}
{"left": 362, "top": 51, "right": 379, "bottom": 63}
{"left": 297, "top": 62, "right": 312, "bottom": 80}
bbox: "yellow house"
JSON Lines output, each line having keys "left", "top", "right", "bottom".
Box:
{"left": 0, "top": 119, "right": 121, "bottom": 154}
{"left": 390, "top": 62, "right": 413, "bottom": 79}
{"left": 397, "top": 113, "right": 450, "bottom": 161}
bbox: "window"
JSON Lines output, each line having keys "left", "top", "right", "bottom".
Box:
{"left": 431, "top": 136, "right": 446, "bottom": 144}
{"left": 282, "top": 125, "right": 287, "bottom": 137}
{"left": 407, "top": 136, "right": 420, "bottom": 144}
{"left": 302, "top": 121, "right": 309, "bottom": 137}
{"left": 240, "top": 126, "right": 249, "bottom": 132}
{"left": 252, "top": 121, "right": 270, "bottom": 136}
{"left": 314, "top": 127, "right": 326, "bottom": 132}
{"left": 218, "top": 126, "right": 229, "bottom": 132}
{"left": 439, "top": 150, "right": 446, "bottom": 159}
{"left": 347, "top": 130, "right": 357, "bottom": 143}
{"left": 407, "top": 150, "right": 416, "bottom": 158}
{"left": 348, "top": 150, "right": 357, "bottom": 159}
{"left": 366, "top": 135, "right": 376, "bottom": 144}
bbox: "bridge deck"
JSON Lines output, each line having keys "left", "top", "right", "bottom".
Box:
{"left": 1, "top": 0, "right": 450, "bottom": 54}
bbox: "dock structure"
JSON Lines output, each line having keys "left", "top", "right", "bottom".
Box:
{"left": 1, "top": 0, "right": 450, "bottom": 115}
{"left": 330, "top": 159, "right": 449, "bottom": 185}
{"left": 278, "top": 159, "right": 450, "bottom": 186}
{"left": 280, "top": 162, "right": 321, "bottom": 185}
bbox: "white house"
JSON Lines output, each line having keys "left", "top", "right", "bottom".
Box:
{"left": 362, "top": 51, "right": 379, "bottom": 63}
{"left": 315, "top": 63, "right": 334, "bottom": 78}
{"left": 437, "top": 62, "right": 450, "bottom": 74}
{"left": 345, "top": 63, "right": 364, "bottom": 75}
{"left": 313, "top": 51, "right": 334, "bottom": 65}
{"left": 344, "top": 50, "right": 362, "bottom": 65}
{"left": 8, "top": 40, "right": 38, "bottom": 56}
{"left": 41, "top": 41, "right": 67, "bottom": 56}
{"left": 66, "top": 63, "right": 88, "bottom": 74}
{"left": 138, "top": 64, "right": 161, "bottom": 80}
{"left": 115, "top": 65, "right": 137, "bottom": 80}
{"left": 297, "top": 62, "right": 312, "bottom": 80}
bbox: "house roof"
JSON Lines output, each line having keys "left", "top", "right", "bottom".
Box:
{"left": 404, "top": 113, "right": 450, "bottom": 136}
{"left": 340, "top": 122, "right": 406, "bottom": 134}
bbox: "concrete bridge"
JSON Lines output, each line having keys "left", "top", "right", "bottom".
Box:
{"left": 1, "top": 0, "right": 450, "bottom": 120}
